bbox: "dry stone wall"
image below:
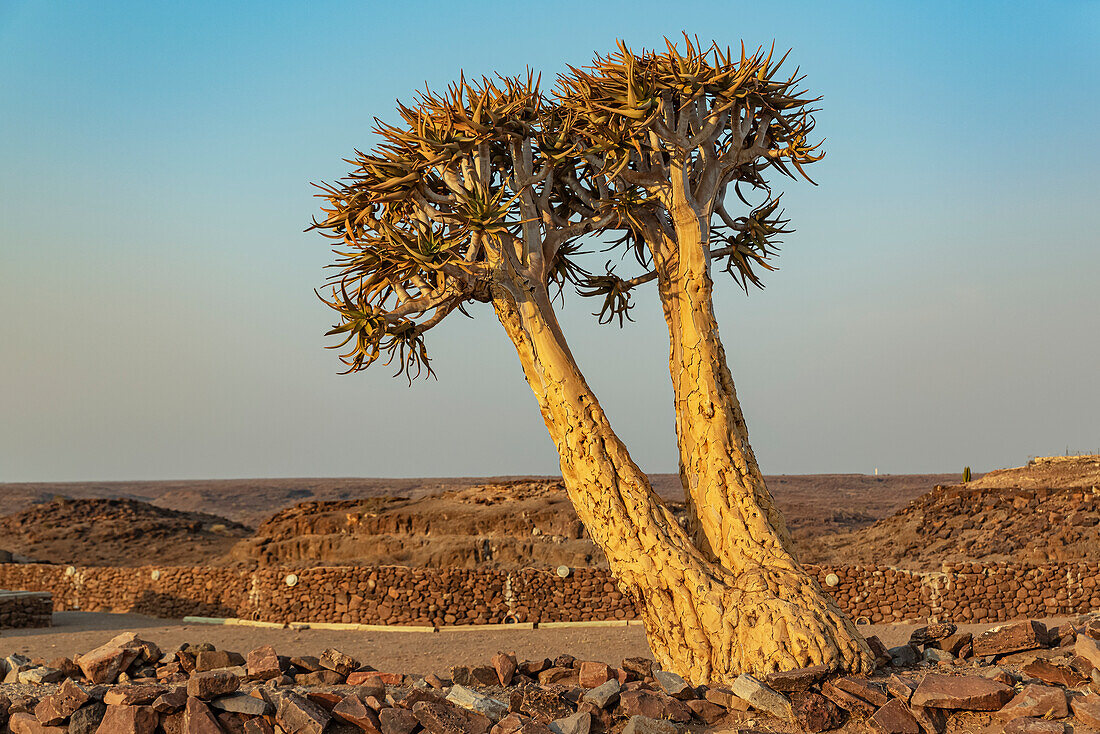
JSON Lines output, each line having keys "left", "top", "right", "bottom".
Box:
{"left": 0, "top": 589, "right": 52, "bottom": 628}
{"left": 1, "top": 562, "right": 1096, "bottom": 627}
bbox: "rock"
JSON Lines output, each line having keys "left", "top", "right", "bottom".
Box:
{"left": 615, "top": 690, "right": 691, "bottom": 722}
{"left": 276, "top": 691, "right": 332, "bottom": 734}
{"left": 307, "top": 690, "right": 343, "bottom": 711}
{"left": 1003, "top": 718, "right": 1065, "bottom": 734}
{"left": 183, "top": 696, "right": 223, "bottom": 734}
{"left": 972, "top": 620, "right": 1046, "bottom": 657}
{"left": 296, "top": 669, "right": 346, "bottom": 685}
{"left": 910, "top": 673, "right": 1014, "bottom": 710}
{"left": 684, "top": 698, "right": 725, "bottom": 724}
{"left": 652, "top": 671, "right": 691, "bottom": 699}
{"left": 935, "top": 632, "right": 972, "bottom": 657}
{"left": 1076, "top": 634, "right": 1100, "bottom": 670}
{"left": 290, "top": 655, "right": 323, "bottom": 672}
{"left": 448, "top": 685, "right": 509, "bottom": 722}
{"left": 152, "top": 689, "right": 187, "bottom": 714}
{"left": 620, "top": 715, "right": 675, "bottom": 734}
{"left": 888, "top": 645, "right": 920, "bottom": 668}
{"left": 519, "top": 659, "right": 551, "bottom": 677}
{"left": 552, "top": 655, "right": 575, "bottom": 670}
{"left": 244, "top": 718, "right": 276, "bottom": 734}
{"left": 549, "top": 711, "right": 590, "bottom": 734}
{"left": 620, "top": 658, "right": 653, "bottom": 680}
{"left": 884, "top": 675, "right": 917, "bottom": 703}
{"left": 67, "top": 701, "right": 107, "bottom": 734}
{"left": 820, "top": 680, "right": 875, "bottom": 716}
{"left": 578, "top": 662, "right": 611, "bottom": 689}
{"left": 19, "top": 668, "right": 63, "bottom": 685}
{"left": 381, "top": 707, "right": 421, "bottom": 734}
{"left": 1021, "top": 658, "right": 1089, "bottom": 687}
{"left": 103, "top": 685, "right": 166, "bottom": 706}
{"left": 188, "top": 670, "right": 240, "bottom": 699}
{"left": 921, "top": 648, "right": 954, "bottom": 664}
{"left": 908, "top": 704, "right": 946, "bottom": 734}
{"left": 518, "top": 687, "right": 573, "bottom": 722}
{"left": 865, "top": 635, "right": 892, "bottom": 667}
{"left": 332, "top": 694, "right": 382, "bottom": 732}
{"left": 762, "top": 663, "right": 830, "bottom": 692}
{"left": 211, "top": 692, "right": 274, "bottom": 716}
{"left": 997, "top": 683, "right": 1068, "bottom": 720}
{"left": 581, "top": 679, "right": 620, "bottom": 710}
{"left": 867, "top": 699, "right": 920, "bottom": 733}
{"left": 75, "top": 638, "right": 142, "bottom": 684}
{"left": 729, "top": 674, "right": 791, "bottom": 720}
{"left": 1071, "top": 694, "right": 1100, "bottom": 729}
{"left": 347, "top": 671, "right": 390, "bottom": 690}
{"left": 246, "top": 645, "right": 282, "bottom": 680}
{"left": 34, "top": 679, "right": 91, "bottom": 725}
{"left": 414, "top": 700, "right": 486, "bottom": 734}
{"left": 832, "top": 676, "right": 888, "bottom": 706}
{"left": 909, "top": 623, "right": 957, "bottom": 647}
{"left": 978, "top": 665, "right": 1017, "bottom": 685}
{"left": 195, "top": 650, "right": 242, "bottom": 672}
{"left": 492, "top": 653, "right": 518, "bottom": 687}
{"left": 789, "top": 691, "right": 845, "bottom": 732}
{"left": 703, "top": 687, "right": 749, "bottom": 711}
{"left": 96, "top": 704, "right": 158, "bottom": 733}
{"left": 320, "top": 648, "right": 360, "bottom": 677}
{"left": 7, "top": 712, "right": 68, "bottom": 733}
{"left": 538, "top": 668, "right": 576, "bottom": 686}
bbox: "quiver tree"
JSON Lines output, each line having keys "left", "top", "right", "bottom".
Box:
{"left": 311, "top": 58, "right": 871, "bottom": 684}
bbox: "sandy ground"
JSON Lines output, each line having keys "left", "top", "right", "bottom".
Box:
{"left": 0, "top": 612, "right": 1074, "bottom": 677}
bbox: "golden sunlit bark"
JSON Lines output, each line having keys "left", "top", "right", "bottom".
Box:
{"left": 491, "top": 273, "right": 872, "bottom": 684}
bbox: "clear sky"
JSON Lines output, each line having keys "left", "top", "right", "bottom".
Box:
{"left": 1, "top": 1, "right": 1097, "bottom": 482}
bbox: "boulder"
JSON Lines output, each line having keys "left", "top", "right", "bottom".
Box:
{"left": 1021, "top": 658, "right": 1089, "bottom": 687}
{"left": 276, "top": 691, "right": 332, "bottom": 734}
{"left": 246, "top": 645, "right": 282, "bottom": 680}
{"left": 971, "top": 621, "right": 1046, "bottom": 657}
{"left": 996, "top": 684, "right": 1068, "bottom": 720}
{"left": 187, "top": 670, "right": 240, "bottom": 700}
{"left": 95, "top": 704, "right": 158, "bottom": 734}
{"left": 182, "top": 696, "right": 223, "bottom": 734}
{"left": 866, "top": 699, "right": 920, "bottom": 734}
{"left": 910, "top": 673, "right": 1014, "bottom": 710}
{"left": 492, "top": 653, "right": 518, "bottom": 687}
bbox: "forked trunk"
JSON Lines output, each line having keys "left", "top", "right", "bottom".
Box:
{"left": 491, "top": 277, "right": 872, "bottom": 684}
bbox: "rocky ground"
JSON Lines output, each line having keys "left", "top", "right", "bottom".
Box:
{"left": 2, "top": 613, "right": 1100, "bottom": 733}
{"left": 0, "top": 499, "right": 250, "bottom": 567}
{"left": 0, "top": 473, "right": 956, "bottom": 570}
{"left": 808, "top": 456, "right": 1100, "bottom": 570}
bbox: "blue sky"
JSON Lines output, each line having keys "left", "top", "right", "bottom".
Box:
{"left": 1, "top": 1, "right": 1097, "bottom": 482}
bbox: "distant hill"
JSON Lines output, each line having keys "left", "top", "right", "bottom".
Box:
{"left": 805, "top": 456, "right": 1100, "bottom": 570}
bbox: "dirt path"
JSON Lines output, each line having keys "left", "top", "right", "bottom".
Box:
{"left": 1, "top": 612, "right": 1073, "bottom": 677}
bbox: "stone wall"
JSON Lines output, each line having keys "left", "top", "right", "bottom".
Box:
{"left": 0, "top": 590, "right": 53, "bottom": 628}
{"left": 0, "top": 562, "right": 1096, "bottom": 627}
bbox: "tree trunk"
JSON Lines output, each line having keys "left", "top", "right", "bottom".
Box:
{"left": 490, "top": 276, "right": 872, "bottom": 684}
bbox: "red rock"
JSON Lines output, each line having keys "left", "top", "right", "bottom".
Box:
{"left": 867, "top": 699, "right": 920, "bottom": 733}
{"left": 537, "top": 668, "right": 576, "bottom": 686}
{"left": 832, "top": 676, "right": 889, "bottom": 706}
{"left": 34, "top": 679, "right": 91, "bottom": 725}
{"left": 350, "top": 671, "right": 404, "bottom": 686}
{"left": 762, "top": 663, "right": 830, "bottom": 692}
{"left": 7, "top": 712, "right": 68, "bottom": 733}
{"left": 578, "top": 662, "right": 611, "bottom": 689}
{"left": 997, "top": 684, "right": 1068, "bottom": 720}
{"left": 103, "top": 685, "right": 166, "bottom": 706}
{"left": 381, "top": 707, "right": 421, "bottom": 734}
{"left": 183, "top": 697, "right": 223, "bottom": 734}
{"left": 246, "top": 645, "right": 282, "bottom": 680}
{"left": 333, "top": 694, "right": 382, "bottom": 733}
{"left": 1076, "top": 634, "right": 1100, "bottom": 670}
{"left": 187, "top": 670, "right": 240, "bottom": 700}
{"left": 934, "top": 632, "right": 972, "bottom": 657}
{"left": 195, "top": 650, "right": 240, "bottom": 672}
{"left": 276, "top": 691, "right": 331, "bottom": 734}
{"left": 1070, "top": 694, "right": 1100, "bottom": 729}
{"left": 320, "top": 648, "right": 360, "bottom": 677}
{"left": 971, "top": 620, "right": 1046, "bottom": 657}
{"left": 492, "top": 653, "right": 518, "bottom": 687}
{"left": 614, "top": 691, "right": 691, "bottom": 723}
{"left": 909, "top": 623, "right": 957, "bottom": 647}
{"left": 95, "top": 704, "right": 157, "bottom": 734}
{"left": 75, "top": 643, "right": 140, "bottom": 685}
{"left": 909, "top": 705, "right": 946, "bottom": 734}
{"left": 414, "top": 701, "right": 485, "bottom": 734}
{"left": 243, "top": 718, "right": 275, "bottom": 734}
{"left": 684, "top": 699, "right": 725, "bottom": 724}
{"left": 1021, "top": 658, "right": 1088, "bottom": 688}
{"left": 789, "top": 691, "right": 845, "bottom": 732}
{"left": 1003, "top": 718, "right": 1066, "bottom": 734}
{"left": 703, "top": 687, "right": 749, "bottom": 711}
{"left": 619, "top": 659, "right": 652, "bottom": 679}
{"left": 910, "top": 673, "right": 1014, "bottom": 710}
{"left": 884, "top": 674, "right": 917, "bottom": 702}
{"left": 820, "top": 680, "right": 874, "bottom": 716}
